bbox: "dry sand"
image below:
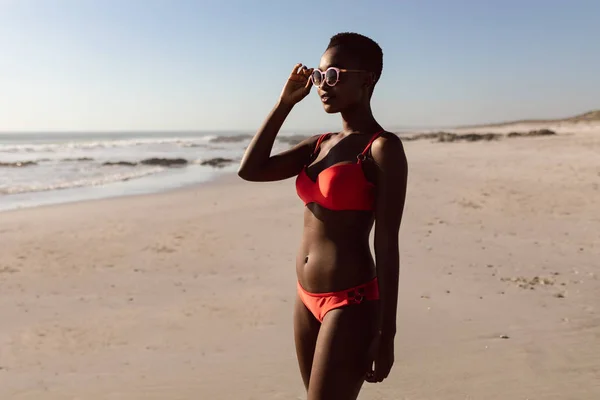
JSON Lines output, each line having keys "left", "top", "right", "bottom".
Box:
{"left": 1, "top": 125, "right": 599, "bottom": 399}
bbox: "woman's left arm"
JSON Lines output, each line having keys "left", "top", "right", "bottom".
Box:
{"left": 372, "top": 133, "right": 408, "bottom": 341}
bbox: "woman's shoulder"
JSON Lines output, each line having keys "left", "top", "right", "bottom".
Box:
{"left": 372, "top": 131, "right": 404, "bottom": 152}
{"left": 370, "top": 131, "right": 407, "bottom": 166}
{"left": 377, "top": 130, "right": 402, "bottom": 142}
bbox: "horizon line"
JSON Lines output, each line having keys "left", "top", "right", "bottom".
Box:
{"left": 1, "top": 108, "right": 597, "bottom": 135}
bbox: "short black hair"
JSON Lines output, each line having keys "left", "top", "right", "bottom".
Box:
{"left": 326, "top": 32, "right": 383, "bottom": 85}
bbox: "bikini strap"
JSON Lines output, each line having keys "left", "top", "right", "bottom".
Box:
{"left": 312, "top": 133, "right": 331, "bottom": 156}
{"left": 357, "top": 130, "right": 384, "bottom": 162}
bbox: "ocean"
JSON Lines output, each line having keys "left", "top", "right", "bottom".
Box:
{"left": 0, "top": 131, "right": 300, "bottom": 212}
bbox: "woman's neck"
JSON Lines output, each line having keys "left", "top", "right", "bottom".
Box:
{"left": 340, "top": 103, "right": 382, "bottom": 135}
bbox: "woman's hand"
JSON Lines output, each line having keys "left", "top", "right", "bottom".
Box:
{"left": 365, "top": 332, "right": 395, "bottom": 383}
{"left": 279, "top": 63, "right": 314, "bottom": 106}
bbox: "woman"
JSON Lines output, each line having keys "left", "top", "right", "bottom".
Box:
{"left": 238, "top": 32, "right": 408, "bottom": 400}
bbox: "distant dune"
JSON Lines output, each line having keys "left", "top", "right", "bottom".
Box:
{"left": 391, "top": 109, "right": 600, "bottom": 137}
{"left": 455, "top": 109, "right": 600, "bottom": 129}
{"left": 404, "top": 109, "right": 600, "bottom": 137}
{"left": 563, "top": 110, "right": 600, "bottom": 122}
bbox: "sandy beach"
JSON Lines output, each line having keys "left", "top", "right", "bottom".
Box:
{"left": 1, "top": 122, "right": 599, "bottom": 399}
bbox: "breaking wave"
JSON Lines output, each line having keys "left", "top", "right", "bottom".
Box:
{"left": 0, "top": 167, "right": 166, "bottom": 195}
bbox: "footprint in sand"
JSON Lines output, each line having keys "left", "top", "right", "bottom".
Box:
{"left": 458, "top": 199, "right": 482, "bottom": 209}
{"left": 501, "top": 275, "right": 559, "bottom": 291}
{"left": 149, "top": 244, "right": 176, "bottom": 253}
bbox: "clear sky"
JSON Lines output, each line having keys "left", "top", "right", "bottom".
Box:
{"left": 1, "top": 0, "right": 598, "bottom": 132}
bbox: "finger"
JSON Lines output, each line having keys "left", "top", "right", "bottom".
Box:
{"left": 291, "top": 63, "right": 303, "bottom": 75}
{"left": 304, "top": 74, "right": 313, "bottom": 90}
{"left": 289, "top": 68, "right": 309, "bottom": 82}
{"left": 372, "top": 363, "right": 382, "bottom": 382}
{"left": 365, "top": 372, "right": 377, "bottom": 383}
{"left": 364, "top": 362, "right": 376, "bottom": 383}
{"left": 296, "top": 64, "right": 307, "bottom": 75}
{"left": 299, "top": 66, "right": 310, "bottom": 80}
{"left": 375, "top": 364, "right": 391, "bottom": 383}
{"left": 302, "top": 67, "right": 314, "bottom": 79}
{"left": 367, "top": 338, "right": 379, "bottom": 362}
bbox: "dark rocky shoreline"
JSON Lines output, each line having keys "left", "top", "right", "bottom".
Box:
{"left": 102, "top": 157, "right": 236, "bottom": 168}
{"left": 403, "top": 129, "right": 556, "bottom": 142}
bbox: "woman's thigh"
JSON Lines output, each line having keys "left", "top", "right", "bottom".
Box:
{"left": 307, "top": 301, "right": 379, "bottom": 400}
{"left": 293, "top": 294, "right": 321, "bottom": 390}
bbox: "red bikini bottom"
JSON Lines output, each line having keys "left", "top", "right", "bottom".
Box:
{"left": 297, "top": 277, "right": 380, "bottom": 323}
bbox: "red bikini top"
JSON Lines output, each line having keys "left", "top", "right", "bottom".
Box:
{"left": 295, "top": 130, "right": 383, "bottom": 211}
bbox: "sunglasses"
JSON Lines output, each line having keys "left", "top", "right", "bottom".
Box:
{"left": 310, "top": 67, "right": 368, "bottom": 87}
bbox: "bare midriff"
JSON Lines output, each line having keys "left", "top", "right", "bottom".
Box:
{"left": 296, "top": 203, "right": 376, "bottom": 293}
